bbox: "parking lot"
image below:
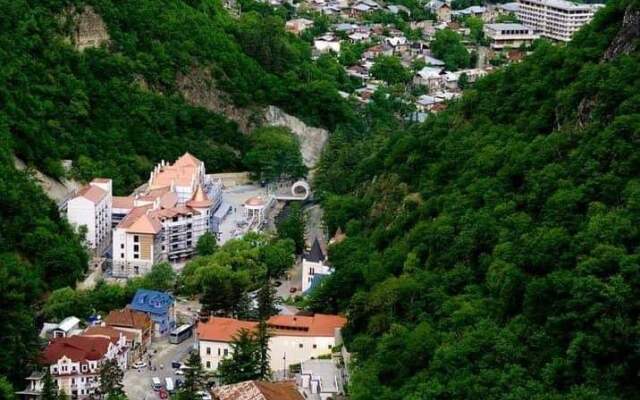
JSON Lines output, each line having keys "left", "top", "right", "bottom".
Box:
{"left": 123, "top": 336, "right": 195, "bottom": 400}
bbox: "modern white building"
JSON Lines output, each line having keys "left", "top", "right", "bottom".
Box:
{"left": 17, "top": 335, "right": 128, "bottom": 400}
{"left": 516, "top": 0, "right": 603, "bottom": 42}
{"left": 484, "top": 23, "right": 540, "bottom": 49}
{"left": 302, "top": 238, "right": 333, "bottom": 293}
{"left": 314, "top": 34, "right": 342, "bottom": 53}
{"left": 66, "top": 178, "right": 112, "bottom": 253}
{"left": 197, "top": 314, "right": 347, "bottom": 372}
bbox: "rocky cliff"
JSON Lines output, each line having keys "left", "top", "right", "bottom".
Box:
{"left": 264, "top": 106, "right": 329, "bottom": 169}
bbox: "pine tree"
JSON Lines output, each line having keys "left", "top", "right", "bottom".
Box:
{"left": 41, "top": 369, "right": 58, "bottom": 400}
{"left": 256, "top": 280, "right": 275, "bottom": 380}
{"left": 176, "top": 351, "right": 205, "bottom": 400}
{"left": 98, "top": 359, "right": 125, "bottom": 399}
{"left": 217, "top": 329, "right": 261, "bottom": 385}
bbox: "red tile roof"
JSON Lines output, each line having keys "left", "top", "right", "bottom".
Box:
{"left": 76, "top": 184, "right": 107, "bottom": 203}
{"left": 197, "top": 314, "right": 347, "bottom": 342}
{"left": 213, "top": 380, "right": 303, "bottom": 400}
{"left": 41, "top": 336, "right": 113, "bottom": 364}
{"left": 105, "top": 308, "right": 152, "bottom": 330}
{"left": 83, "top": 326, "right": 135, "bottom": 342}
{"left": 267, "top": 314, "right": 347, "bottom": 337}
{"left": 197, "top": 317, "right": 258, "bottom": 342}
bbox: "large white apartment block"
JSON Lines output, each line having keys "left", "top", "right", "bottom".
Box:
{"left": 516, "top": 0, "right": 603, "bottom": 42}
{"left": 484, "top": 23, "right": 540, "bottom": 50}
{"left": 17, "top": 335, "right": 128, "bottom": 400}
{"left": 111, "top": 153, "right": 222, "bottom": 278}
{"left": 66, "top": 178, "right": 112, "bottom": 253}
{"left": 197, "top": 314, "right": 347, "bottom": 373}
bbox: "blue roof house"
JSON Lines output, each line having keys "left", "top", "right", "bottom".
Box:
{"left": 128, "top": 289, "right": 175, "bottom": 337}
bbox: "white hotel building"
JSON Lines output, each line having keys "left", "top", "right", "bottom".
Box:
{"left": 111, "top": 153, "right": 222, "bottom": 278}
{"left": 484, "top": 23, "right": 540, "bottom": 50}
{"left": 66, "top": 153, "right": 223, "bottom": 278}
{"left": 66, "top": 178, "right": 112, "bottom": 253}
{"left": 516, "top": 0, "right": 604, "bottom": 42}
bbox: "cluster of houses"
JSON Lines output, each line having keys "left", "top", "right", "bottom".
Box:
{"left": 17, "top": 289, "right": 172, "bottom": 399}
{"left": 277, "top": 0, "right": 603, "bottom": 117}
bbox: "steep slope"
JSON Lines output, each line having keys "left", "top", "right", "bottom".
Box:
{"left": 312, "top": 0, "right": 640, "bottom": 398}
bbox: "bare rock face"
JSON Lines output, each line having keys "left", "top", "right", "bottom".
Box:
{"left": 176, "top": 67, "right": 261, "bottom": 133}
{"left": 265, "top": 106, "right": 329, "bottom": 169}
{"left": 602, "top": 5, "right": 640, "bottom": 61}
{"left": 72, "top": 6, "right": 110, "bottom": 51}
{"left": 577, "top": 5, "right": 639, "bottom": 126}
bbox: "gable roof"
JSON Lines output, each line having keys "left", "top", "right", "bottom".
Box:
{"left": 305, "top": 238, "right": 325, "bottom": 262}
{"left": 76, "top": 184, "right": 107, "bottom": 204}
{"left": 112, "top": 196, "right": 135, "bottom": 209}
{"left": 197, "top": 317, "right": 258, "bottom": 342}
{"left": 105, "top": 308, "right": 152, "bottom": 330}
{"left": 129, "top": 289, "right": 174, "bottom": 316}
{"left": 173, "top": 152, "right": 201, "bottom": 167}
{"left": 41, "top": 336, "right": 113, "bottom": 364}
{"left": 117, "top": 206, "right": 163, "bottom": 234}
{"left": 213, "top": 380, "right": 304, "bottom": 400}
{"left": 198, "top": 314, "right": 347, "bottom": 342}
{"left": 83, "top": 326, "right": 135, "bottom": 342}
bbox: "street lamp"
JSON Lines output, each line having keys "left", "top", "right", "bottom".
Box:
{"left": 282, "top": 353, "right": 286, "bottom": 380}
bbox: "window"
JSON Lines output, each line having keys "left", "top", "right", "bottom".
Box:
{"left": 223, "top": 349, "right": 228, "bottom": 356}
{"left": 206, "top": 347, "right": 211, "bottom": 355}
{"left": 218, "top": 348, "right": 221, "bottom": 356}
{"left": 328, "top": 344, "right": 333, "bottom": 349}
{"left": 206, "top": 361, "right": 211, "bottom": 368}
{"left": 299, "top": 344, "right": 304, "bottom": 348}
{"left": 134, "top": 235, "right": 139, "bottom": 242}
{"left": 134, "top": 244, "right": 139, "bottom": 252}
{"left": 313, "top": 344, "right": 317, "bottom": 349}
{"left": 134, "top": 254, "right": 139, "bottom": 259}
{"left": 120, "top": 244, "right": 124, "bottom": 249}
{"left": 172, "top": 217, "right": 178, "bottom": 222}
{"left": 121, "top": 253, "right": 124, "bottom": 259}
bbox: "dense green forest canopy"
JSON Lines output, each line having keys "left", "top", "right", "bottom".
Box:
{"left": 311, "top": 0, "right": 640, "bottom": 398}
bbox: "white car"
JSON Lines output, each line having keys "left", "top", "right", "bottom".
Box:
{"left": 196, "top": 391, "right": 212, "bottom": 400}
{"left": 175, "top": 369, "right": 184, "bottom": 376}
{"left": 132, "top": 361, "right": 147, "bottom": 369}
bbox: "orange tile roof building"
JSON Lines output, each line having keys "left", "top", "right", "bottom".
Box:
{"left": 196, "top": 314, "right": 347, "bottom": 372}
{"left": 111, "top": 153, "right": 223, "bottom": 278}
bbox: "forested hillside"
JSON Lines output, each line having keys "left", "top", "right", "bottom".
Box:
{"left": 312, "top": 0, "right": 640, "bottom": 397}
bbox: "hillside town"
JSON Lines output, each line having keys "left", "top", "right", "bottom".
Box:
{"left": 17, "top": 151, "right": 346, "bottom": 400}
{"left": 2, "top": 0, "right": 619, "bottom": 397}
{"left": 247, "top": 0, "right": 603, "bottom": 119}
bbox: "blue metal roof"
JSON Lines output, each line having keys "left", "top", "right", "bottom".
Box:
{"left": 129, "top": 289, "right": 174, "bottom": 315}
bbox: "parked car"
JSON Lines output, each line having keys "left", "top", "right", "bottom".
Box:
{"left": 197, "top": 391, "right": 212, "bottom": 400}
{"left": 132, "top": 361, "right": 147, "bottom": 369}
{"left": 151, "top": 377, "right": 162, "bottom": 391}
{"left": 171, "top": 361, "right": 181, "bottom": 369}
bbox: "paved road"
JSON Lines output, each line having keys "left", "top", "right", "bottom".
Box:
{"left": 123, "top": 336, "right": 195, "bottom": 400}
